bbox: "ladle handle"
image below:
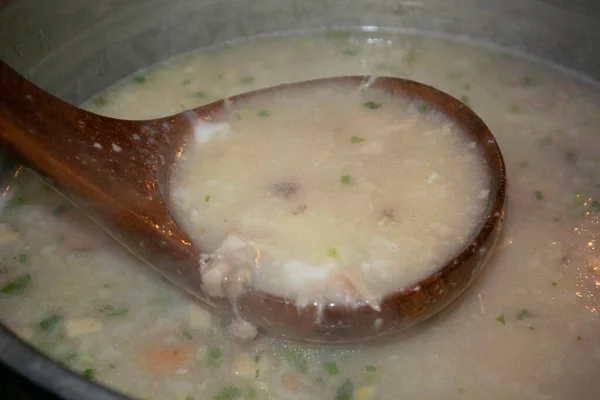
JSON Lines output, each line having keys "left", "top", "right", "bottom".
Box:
{"left": 0, "top": 60, "right": 202, "bottom": 292}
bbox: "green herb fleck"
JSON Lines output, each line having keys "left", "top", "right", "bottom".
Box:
{"left": 93, "top": 97, "right": 106, "bottom": 106}
{"left": 39, "top": 314, "right": 62, "bottom": 331}
{"left": 523, "top": 76, "right": 540, "bottom": 86}
{"left": 205, "top": 195, "right": 211, "bottom": 203}
{"left": 460, "top": 95, "right": 470, "bottom": 105}
{"left": 496, "top": 314, "right": 505, "bottom": 325}
{"left": 106, "top": 308, "right": 128, "bottom": 317}
{"left": 8, "top": 197, "right": 26, "bottom": 208}
{"left": 0, "top": 274, "right": 31, "bottom": 295}
{"left": 102, "top": 283, "right": 112, "bottom": 289}
{"left": 182, "top": 79, "right": 192, "bottom": 85}
{"left": 364, "top": 364, "right": 380, "bottom": 383}
{"left": 109, "top": 364, "right": 116, "bottom": 369}
{"left": 351, "top": 136, "right": 366, "bottom": 143}
{"left": 194, "top": 91, "right": 207, "bottom": 98}
{"left": 362, "top": 101, "right": 381, "bottom": 110}
{"left": 182, "top": 329, "right": 193, "bottom": 340}
{"left": 417, "top": 104, "right": 430, "bottom": 114}
{"left": 328, "top": 248, "right": 338, "bottom": 258}
{"left": 283, "top": 346, "right": 308, "bottom": 373}
{"left": 340, "top": 175, "right": 352, "bottom": 185}
{"left": 535, "top": 191, "right": 544, "bottom": 201}
{"left": 186, "top": 396, "right": 194, "bottom": 400}
{"left": 335, "top": 379, "right": 355, "bottom": 400}
{"left": 52, "top": 204, "right": 70, "bottom": 217}
{"left": 516, "top": 309, "right": 532, "bottom": 320}
{"left": 459, "top": 387, "right": 466, "bottom": 394}
{"left": 56, "top": 235, "right": 65, "bottom": 245}
{"left": 133, "top": 75, "right": 147, "bottom": 84}
{"left": 404, "top": 50, "right": 418, "bottom": 66}
{"left": 206, "top": 347, "right": 222, "bottom": 367}
{"left": 212, "top": 386, "right": 256, "bottom": 400}
{"left": 239, "top": 76, "right": 255, "bottom": 85}
{"left": 83, "top": 368, "right": 95, "bottom": 380}
{"left": 18, "top": 254, "right": 27, "bottom": 263}
{"left": 577, "top": 335, "right": 582, "bottom": 341}
{"left": 342, "top": 48, "right": 357, "bottom": 56}
{"left": 509, "top": 104, "right": 522, "bottom": 114}
{"left": 552, "top": 281, "right": 558, "bottom": 287}
{"left": 323, "top": 361, "right": 340, "bottom": 376}
{"left": 258, "top": 109, "right": 268, "bottom": 117}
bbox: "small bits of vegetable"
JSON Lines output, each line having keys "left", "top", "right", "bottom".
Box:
{"left": 534, "top": 191, "right": 543, "bottom": 201}
{"left": 83, "top": 368, "right": 95, "bottom": 380}
{"left": 351, "top": 136, "right": 366, "bottom": 143}
{"left": 0, "top": 274, "right": 31, "bottom": 296}
{"left": 323, "top": 361, "right": 340, "bottom": 376}
{"left": 336, "top": 379, "right": 355, "bottom": 400}
{"left": 516, "top": 309, "right": 532, "bottom": 320}
{"left": 328, "top": 248, "right": 339, "bottom": 258}
{"left": 340, "top": 175, "right": 352, "bottom": 185}
{"left": 258, "top": 109, "right": 269, "bottom": 117}
{"left": 39, "top": 314, "right": 62, "bottom": 331}
{"left": 133, "top": 75, "right": 147, "bottom": 84}
{"left": 496, "top": 314, "right": 505, "bottom": 325}
{"left": 362, "top": 101, "right": 381, "bottom": 110}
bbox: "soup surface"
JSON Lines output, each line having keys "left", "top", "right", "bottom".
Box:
{"left": 170, "top": 84, "right": 489, "bottom": 307}
{"left": 1, "top": 31, "right": 599, "bottom": 400}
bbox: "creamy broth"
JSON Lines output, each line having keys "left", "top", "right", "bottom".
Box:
{"left": 0, "top": 31, "right": 599, "bottom": 400}
{"left": 170, "top": 85, "right": 489, "bottom": 307}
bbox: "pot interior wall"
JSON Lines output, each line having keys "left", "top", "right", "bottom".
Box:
{"left": 0, "top": 0, "right": 599, "bottom": 106}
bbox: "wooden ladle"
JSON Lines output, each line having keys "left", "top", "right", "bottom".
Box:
{"left": 0, "top": 60, "right": 506, "bottom": 344}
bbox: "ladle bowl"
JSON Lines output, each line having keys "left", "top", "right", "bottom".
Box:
{"left": 0, "top": 60, "right": 506, "bottom": 344}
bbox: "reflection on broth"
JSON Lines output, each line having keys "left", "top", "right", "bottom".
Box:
{"left": 0, "top": 31, "right": 599, "bottom": 400}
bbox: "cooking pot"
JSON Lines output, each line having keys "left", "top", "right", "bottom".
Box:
{"left": 0, "top": 0, "right": 599, "bottom": 399}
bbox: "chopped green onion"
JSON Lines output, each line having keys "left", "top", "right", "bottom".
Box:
{"left": 106, "top": 308, "right": 128, "bottom": 317}
{"left": 182, "top": 79, "right": 192, "bottom": 85}
{"left": 182, "top": 329, "right": 193, "bottom": 340}
{"left": 205, "top": 195, "right": 211, "bottom": 203}
{"left": 206, "top": 347, "right": 222, "bottom": 367}
{"left": 239, "top": 76, "right": 255, "bottom": 85}
{"left": 535, "top": 191, "right": 543, "bottom": 201}
{"left": 328, "top": 248, "right": 338, "bottom": 258}
{"left": 83, "top": 368, "right": 95, "bottom": 380}
{"left": 93, "top": 97, "right": 106, "bottom": 106}
{"left": 340, "top": 175, "right": 352, "bottom": 185}
{"left": 351, "top": 136, "right": 365, "bottom": 143}
{"left": 365, "top": 365, "right": 377, "bottom": 372}
{"left": 516, "top": 309, "right": 532, "bottom": 320}
{"left": 0, "top": 274, "right": 31, "bottom": 295}
{"left": 459, "top": 387, "right": 467, "bottom": 394}
{"left": 283, "top": 346, "right": 308, "bottom": 372}
{"left": 8, "top": 197, "right": 26, "bottom": 208}
{"left": 552, "top": 282, "right": 558, "bottom": 287}
{"left": 342, "top": 48, "right": 357, "bottom": 56}
{"left": 417, "top": 104, "right": 430, "bottom": 114}
{"left": 258, "top": 109, "right": 268, "bottom": 117}
{"left": 496, "top": 314, "right": 505, "bottom": 325}
{"left": 523, "top": 76, "right": 540, "bottom": 86}
{"left": 509, "top": 104, "right": 521, "bottom": 114}
{"left": 39, "top": 314, "right": 62, "bottom": 331}
{"left": 52, "top": 204, "right": 70, "bottom": 217}
{"left": 335, "top": 379, "right": 354, "bottom": 400}
{"left": 323, "top": 361, "right": 340, "bottom": 375}
{"left": 133, "top": 75, "right": 147, "bottom": 84}
{"left": 18, "top": 254, "right": 27, "bottom": 263}
{"left": 577, "top": 335, "right": 582, "bottom": 341}
{"left": 362, "top": 101, "right": 381, "bottom": 110}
